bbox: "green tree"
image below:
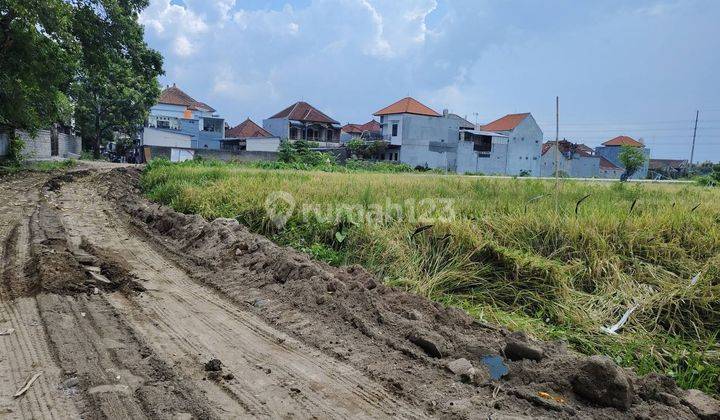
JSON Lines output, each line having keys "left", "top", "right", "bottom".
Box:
{"left": 71, "top": 0, "right": 163, "bottom": 158}
{"left": 618, "top": 145, "right": 646, "bottom": 181}
{"left": 346, "top": 138, "right": 366, "bottom": 158}
{"left": 0, "top": 0, "right": 77, "bottom": 162}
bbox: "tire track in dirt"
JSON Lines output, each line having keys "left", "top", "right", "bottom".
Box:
{"left": 57, "top": 172, "right": 426, "bottom": 418}
{"left": 0, "top": 179, "right": 80, "bottom": 419}
{"left": 26, "top": 183, "right": 218, "bottom": 420}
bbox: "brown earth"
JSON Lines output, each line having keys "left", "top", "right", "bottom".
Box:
{"left": 0, "top": 163, "right": 718, "bottom": 419}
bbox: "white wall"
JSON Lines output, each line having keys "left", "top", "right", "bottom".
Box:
{"left": 246, "top": 137, "right": 280, "bottom": 152}
{"left": 262, "top": 118, "right": 289, "bottom": 139}
{"left": 143, "top": 127, "right": 193, "bottom": 148}
{"left": 149, "top": 103, "right": 187, "bottom": 119}
{"left": 456, "top": 137, "right": 510, "bottom": 175}
{"left": 392, "top": 114, "right": 459, "bottom": 171}
{"left": 503, "top": 115, "right": 543, "bottom": 176}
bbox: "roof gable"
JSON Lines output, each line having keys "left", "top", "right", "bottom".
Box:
{"left": 269, "top": 101, "right": 339, "bottom": 124}
{"left": 373, "top": 97, "right": 441, "bottom": 117}
{"left": 158, "top": 84, "right": 216, "bottom": 112}
{"left": 343, "top": 120, "right": 382, "bottom": 134}
{"left": 226, "top": 118, "right": 273, "bottom": 138}
{"left": 599, "top": 156, "right": 621, "bottom": 169}
{"left": 602, "top": 135, "right": 644, "bottom": 147}
{"left": 480, "top": 113, "right": 530, "bottom": 132}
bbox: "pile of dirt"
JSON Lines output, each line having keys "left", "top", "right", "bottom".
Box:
{"left": 102, "top": 167, "right": 719, "bottom": 419}
{"left": 10, "top": 173, "right": 145, "bottom": 298}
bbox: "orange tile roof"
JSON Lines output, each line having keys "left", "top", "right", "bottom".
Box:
{"left": 226, "top": 118, "right": 273, "bottom": 138}
{"left": 373, "top": 97, "right": 441, "bottom": 117}
{"left": 269, "top": 101, "right": 339, "bottom": 124}
{"left": 342, "top": 120, "right": 382, "bottom": 134}
{"left": 158, "top": 84, "right": 215, "bottom": 112}
{"left": 602, "top": 136, "right": 644, "bottom": 147}
{"left": 480, "top": 113, "right": 530, "bottom": 132}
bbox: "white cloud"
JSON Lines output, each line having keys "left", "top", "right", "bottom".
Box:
{"left": 173, "top": 35, "right": 193, "bottom": 57}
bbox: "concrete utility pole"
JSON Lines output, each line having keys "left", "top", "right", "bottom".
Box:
{"left": 690, "top": 110, "right": 699, "bottom": 167}
{"left": 555, "top": 96, "right": 559, "bottom": 185}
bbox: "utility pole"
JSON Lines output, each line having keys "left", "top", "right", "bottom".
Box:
{"left": 690, "top": 110, "right": 699, "bottom": 168}
{"left": 555, "top": 96, "right": 559, "bottom": 185}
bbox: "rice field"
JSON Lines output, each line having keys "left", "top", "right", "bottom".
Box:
{"left": 142, "top": 159, "right": 720, "bottom": 394}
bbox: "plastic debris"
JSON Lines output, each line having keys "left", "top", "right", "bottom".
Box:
{"left": 690, "top": 272, "right": 701, "bottom": 286}
{"left": 601, "top": 304, "right": 639, "bottom": 335}
{"left": 481, "top": 355, "right": 508, "bottom": 380}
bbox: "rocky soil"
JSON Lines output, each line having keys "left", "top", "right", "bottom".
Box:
{"left": 0, "top": 163, "right": 718, "bottom": 419}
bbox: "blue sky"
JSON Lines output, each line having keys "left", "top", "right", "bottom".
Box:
{"left": 140, "top": 0, "right": 720, "bottom": 161}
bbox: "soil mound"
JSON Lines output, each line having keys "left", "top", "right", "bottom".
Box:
{"left": 102, "top": 167, "right": 718, "bottom": 419}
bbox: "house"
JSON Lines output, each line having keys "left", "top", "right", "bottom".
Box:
{"left": 649, "top": 159, "right": 688, "bottom": 179}
{"left": 340, "top": 120, "right": 382, "bottom": 142}
{"left": 263, "top": 101, "right": 341, "bottom": 145}
{"left": 594, "top": 135, "right": 650, "bottom": 179}
{"left": 221, "top": 118, "right": 280, "bottom": 153}
{"left": 599, "top": 156, "right": 624, "bottom": 179}
{"left": 540, "top": 140, "right": 599, "bottom": 178}
{"left": 478, "top": 113, "right": 543, "bottom": 176}
{"left": 373, "top": 97, "right": 513, "bottom": 173}
{"left": 0, "top": 124, "right": 81, "bottom": 160}
{"left": 142, "top": 84, "right": 226, "bottom": 152}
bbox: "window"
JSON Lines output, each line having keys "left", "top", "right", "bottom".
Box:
{"left": 391, "top": 123, "right": 398, "bottom": 137}
{"left": 157, "top": 120, "right": 170, "bottom": 129}
{"left": 290, "top": 127, "right": 298, "bottom": 139}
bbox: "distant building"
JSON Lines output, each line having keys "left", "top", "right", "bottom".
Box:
{"left": 540, "top": 140, "right": 599, "bottom": 178}
{"left": 648, "top": 159, "right": 688, "bottom": 179}
{"left": 599, "top": 156, "right": 624, "bottom": 179}
{"left": 594, "top": 136, "right": 650, "bottom": 179}
{"left": 373, "top": 97, "right": 527, "bottom": 174}
{"left": 478, "top": 113, "right": 543, "bottom": 176}
{"left": 222, "top": 118, "right": 280, "bottom": 153}
{"left": 340, "top": 120, "right": 382, "bottom": 142}
{"left": 263, "top": 101, "right": 341, "bottom": 145}
{"left": 143, "top": 84, "right": 225, "bottom": 151}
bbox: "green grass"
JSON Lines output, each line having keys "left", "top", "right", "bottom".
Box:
{"left": 0, "top": 159, "right": 76, "bottom": 175}
{"left": 142, "top": 158, "right": 720, "bottom": 394}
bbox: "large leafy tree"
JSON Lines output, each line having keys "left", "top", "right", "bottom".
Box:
{"left": 72, "top": 0, "right": 163, "bottom": 158}
{"left": 0, "top": 0, "right": 76, "bottom": 160}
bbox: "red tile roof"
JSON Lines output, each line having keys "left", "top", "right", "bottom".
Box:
{"left": 269, "top": 101, "right": 339, "bottom": 124}
{"left": 226, "top": 118, "right": 273, "bottom": 138}
{"left": 342, "top": 120, "right": 382, "bottom": 134}
{"left": 480, "top": 113, "right": 530, "bottom": 132}
{"left": 158, "top": 84, "right": 215, "bottom": 112}
{"left": 599, "top": 156, "right": 621, "bottom": 169}
{"left": 602, "top": 135, "right": 644, "bottom": 147}
{"left": 373, "top": 97, "right": 441, "bottom": 117}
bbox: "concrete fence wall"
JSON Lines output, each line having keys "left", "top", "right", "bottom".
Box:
{"left": 0, "top": 129, "right": 81, "bottom": 159}
{"left": 143, "top": 146, "right": 277, "bottom": 163}
{"left": 0, "top": 132, "right": 7, "bottom": 156}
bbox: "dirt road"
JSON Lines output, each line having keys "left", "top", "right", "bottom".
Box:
{"left": 0, "top": 164, "right": 717, "bottom": 419}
